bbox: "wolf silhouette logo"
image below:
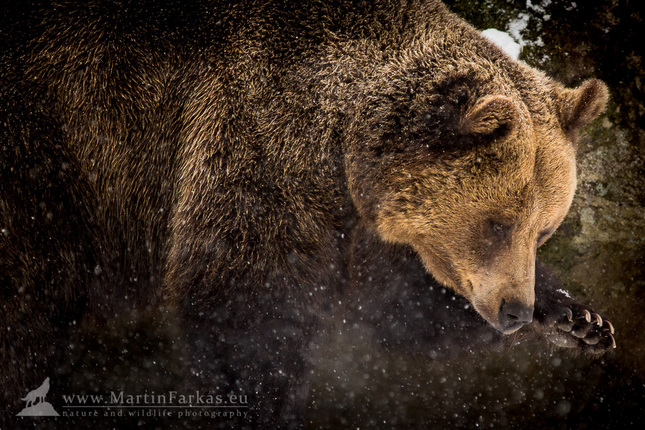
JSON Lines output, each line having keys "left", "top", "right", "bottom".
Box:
{"left": 16, "top": 377, "right": 59, "bottom": 417}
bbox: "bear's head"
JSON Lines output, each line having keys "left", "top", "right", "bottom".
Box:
{"left": 346, "top": 62, "right": 608, "bottom": 334}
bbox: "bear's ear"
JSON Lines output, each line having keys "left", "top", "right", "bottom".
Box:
{"left": 459, "top": 95, "right": 520, "bottom": 143}
{"left": 557, "top": 79, "right": 609, "bottom": 132}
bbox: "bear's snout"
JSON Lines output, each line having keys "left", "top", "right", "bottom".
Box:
{"left": 498, "top": 299, "right": 534, "bottom": 333}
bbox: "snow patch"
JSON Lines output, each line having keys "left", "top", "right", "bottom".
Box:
{"left": 556, "top": 288, "right": 572, "bottom": 299}
{"left": 507, "top": 12, "right": 530, "bottom": 46}
{"left": 526, "top": 0, "right": 551, "bottom": 14}
{"left": 481, "top": 28, "right": 521, "bottom": 60}
{"left": 483, "top": 1, "right": 556, "bottom": 62}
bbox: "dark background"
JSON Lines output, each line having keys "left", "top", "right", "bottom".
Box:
{"left": 308, "top": 0, "right": 645, "bottom": 428}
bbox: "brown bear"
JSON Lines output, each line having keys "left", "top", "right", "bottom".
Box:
{"left": 0, "top": 0, "right": 615, "bottom": 427}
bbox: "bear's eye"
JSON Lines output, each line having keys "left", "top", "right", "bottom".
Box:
{"left": 490, "top": 221, "right": 510, "bottom": 237}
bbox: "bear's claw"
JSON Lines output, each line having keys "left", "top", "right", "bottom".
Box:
{"left": 583, "top": 309, "right": 591, "bottom": 323}
{"left": 534, "top": 302, "right": 616, "bottom": 353}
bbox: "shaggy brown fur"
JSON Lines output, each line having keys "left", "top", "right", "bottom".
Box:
{"left": 1, "top": 0, "right": 612, "bottom": 427}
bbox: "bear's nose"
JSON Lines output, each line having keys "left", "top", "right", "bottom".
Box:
{"left": 498, "top": 299, "right": 534, "bottom": 332}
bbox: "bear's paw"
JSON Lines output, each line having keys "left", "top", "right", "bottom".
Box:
{"left": 534, "top": 300, "right": 616, "bottom": 354}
